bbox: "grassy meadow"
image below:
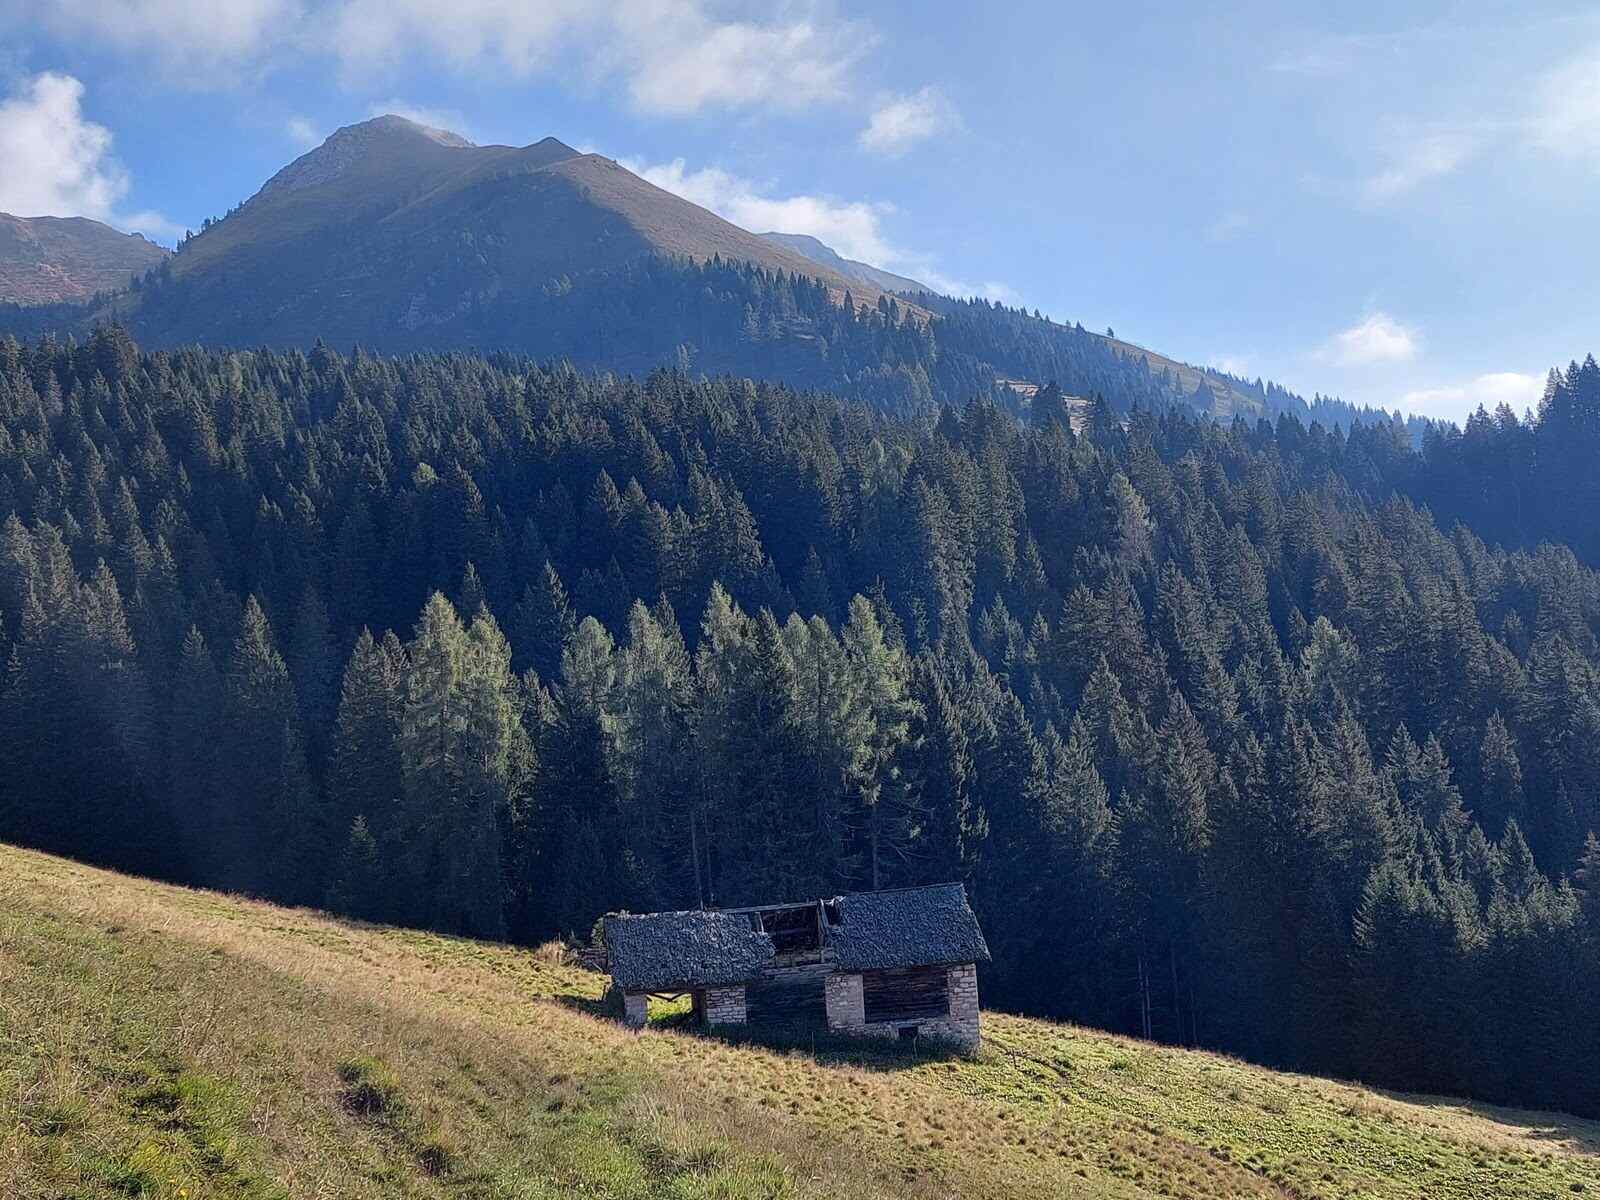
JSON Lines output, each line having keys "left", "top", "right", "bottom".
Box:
{"left": 2, "top": 841, "right": 1596, "bottom": 1199}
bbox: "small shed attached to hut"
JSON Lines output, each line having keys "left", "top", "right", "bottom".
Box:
{"left": 601, "top": 883, "right": 990, "bottom": 1049}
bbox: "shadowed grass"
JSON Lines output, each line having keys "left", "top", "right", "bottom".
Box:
{"left": 3, "top": 842, "right": 1597, "bottom": 1199}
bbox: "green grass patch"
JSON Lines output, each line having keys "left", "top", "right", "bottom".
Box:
{"left": 5, "top": 841, "right": 1600, "bottom": 1200}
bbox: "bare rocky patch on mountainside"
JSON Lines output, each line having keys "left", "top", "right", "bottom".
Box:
{"left": 0, "top": 214, "right": 168, "bottom": 306}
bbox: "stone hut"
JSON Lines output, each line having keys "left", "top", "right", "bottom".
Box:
{"left": 601, "top": 883, "right": 990, "bottom": 1049}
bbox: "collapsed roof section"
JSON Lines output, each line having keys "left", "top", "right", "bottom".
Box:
{"left": 601, "top": 883, "right": 989, "bottom": 994}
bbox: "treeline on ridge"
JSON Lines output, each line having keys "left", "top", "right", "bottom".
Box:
{"left": 2, "top": 252, "right": 1378, "bottom": 428}
{"left": 0, "top": 328, "right": 1597, "bottom": 1118}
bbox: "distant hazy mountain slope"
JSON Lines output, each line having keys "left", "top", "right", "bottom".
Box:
{"left": 760, "top": 230, "right": 931, "bottom": 295}
{"left": 0, "top": 214, "right": 168, "bottom": 305}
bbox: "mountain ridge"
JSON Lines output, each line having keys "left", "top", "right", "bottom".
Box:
{"left": 171, "top": 115, "right": 876, "bottom": 301}
{"left": 759, "top": 229, "right": 932, "bottom": 295}
{"left": 4, "top": 114, "right": 1292, "bottom": 423}
{"left": 0, "top": 213, "right": 169, "bottom": 306}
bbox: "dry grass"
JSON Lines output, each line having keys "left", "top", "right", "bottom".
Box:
{"left": 530, "top": 939, "right": 577, "bottom": 968}
{"left": 3, "top": 842, "right": 1598, "bottom": 1199}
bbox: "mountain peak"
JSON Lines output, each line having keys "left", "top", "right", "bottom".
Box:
{"left": 255, "top": 114, "right": 475, "bottom": 201}
{"left": 350, "top": 113, "right": 475, "bottom": 148}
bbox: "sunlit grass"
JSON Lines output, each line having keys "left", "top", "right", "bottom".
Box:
{"left": 3, "top": 841, "right": 1597, "bottom": 1199}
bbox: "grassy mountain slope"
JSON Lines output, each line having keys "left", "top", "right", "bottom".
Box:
{"left": 4, "top": 843, "right": 1596, "bottom": 1200}
{"left": 0, "top": 214, "right": 168, "bottom": 306}
{"left": 174, "top": 118, "right": 859, "bottom": 292}
{"left": 759, "top": 231, "right": 932, "bottom": 296}
{"left": 760, "top": 232, "right": 1265, "bottom": 420}
{"left": 0, "top": 117, "right": 1282, "bottom": 423}
{"left": 118, "top": 116, "right": 889, "bottom": 349}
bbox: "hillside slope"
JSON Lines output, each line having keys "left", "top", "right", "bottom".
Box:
{"left": 118, "top": 115, "right": 889, "bottom": 349}
{"left": 4, "top": 843, "right": 1595, "bottom": 1200}
{"left": 759, "top": 231, "right": 932, "bottom": 295}
{"left": 0, "top": 214, "right": 168, "bottom": 305}
{"left": 0, "top": 115, "right": 1286, "bottom": 423}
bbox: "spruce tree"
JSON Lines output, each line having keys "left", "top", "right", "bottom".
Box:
{"left": 327, "top": 815, "right": 389, "bottom": 922}
{"left": 510, "top": 561, "right": 576, "bottom": 681}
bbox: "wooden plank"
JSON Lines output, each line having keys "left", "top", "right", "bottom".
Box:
{"left": 863, "top": 965, "right": 950, "bottom": 1023}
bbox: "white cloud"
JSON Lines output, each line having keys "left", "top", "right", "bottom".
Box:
{"left": 1294, "top": 38, "right": 1600, "bottom": 205}
{"left": 333, "top": 1, "right": 873, "bottom": 115}
{"left": 1529, "top": 44, "right": 1600, "bottom": 164}
{"left": 0, "top": 72, "right": 178, "bottom": 241}
{"left": 1362, "top": 131, "right": 1477, "bottom": 202}
{"left": 286, "top": 116, "right": 321, "bottom": 148}
{"left": 325, "top": 0, "right": 587, "bottom": 76}
{"left": 622, "top": 155, "right": 1011, "bottom": 301}
{"left": 616, "top": 5, "right": 871, "bottom": 117}
{"left": 858, "top": 86, "right": 955, "bottom": 157}
{"left": 12, "top": 0, "right": 874, "bottom": 116}
{"left": 0, "top": 73, "right": 127, "bottom": 220}
{"left": 1326, "top": 312, "right": 1419, "bottom": 366}
{"left": 625, "top": 156, "right": 897, "bottom": 265}
{"left": 1398, "top": 371, "right": 1543, "bottom": 419}
{"left": 1211, "top": 355, "right": 1251, "bottom": 377}
{"left": 11, "top": 0, "right": 304, "bottom": 79}
{"left": 117, "top": 209, "right": 186, "bottom": 242}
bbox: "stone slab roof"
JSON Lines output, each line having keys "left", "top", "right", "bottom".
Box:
{"left": 827, "top": 883, "right": 991, "bottom": 972}
{"left": 602, "top": 909, "right": 774, "bottom": 992}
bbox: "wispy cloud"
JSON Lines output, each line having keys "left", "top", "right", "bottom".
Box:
{"left": 1398, "top": 371, "right": 1542, "bottom": 419}
{"left": 1528, "top": 43, "right": 1600, "bottom": 165}
{"left": 858, "top": 86, "right": 956, "bottom": 157}
{"left": 285, "top": 115, "right": 321, "bottom": 148}
{"left": 1267, "top": 30, "right": 1409, "bottom": 78}
{"left": 13, "top": 0, "right": 876, "bottom": 118}
{"left": 1277, "top": 32, "right": 1600, "bottom": 204}
{"left": 625, "top": 156, "right": 896, "bottom": 264}
{"left": 3, "top": 0, "right": 303, "bottom": 83}
{"left": 1361, "top": 129, "right": 1479, "bottom": 202}
{"left": 0, "top": 71, "right": 180, "bottom": 241}
{"left": 621, "top": 154, "right": 1011, "bottom": 301}
{"left": 1325, "top": 312, "right": 1419, "bottom": 366}
{"left": 612, "top": 6, "right": 873, "bottom": 117}
{"left": 366, "top": 99, "right": 472, "bottom": 139}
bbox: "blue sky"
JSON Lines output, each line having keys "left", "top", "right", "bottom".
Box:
{"left": 2, "top": 0, "right": 1597, "bottom": 422}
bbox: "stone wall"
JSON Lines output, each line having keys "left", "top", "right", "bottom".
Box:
{"left": 905, "top": 963, "right": 980, "bottom": 1048}
{"left": 705, "top": 984, "right": 747, "bottom": 1025}
{"left": 824, "top": 963, "right": 980, "bottom": 1049}
{"left": 622, "top": 991, "right": 649, "bottom": 1028}
{"left": 824, "top": 971, "right": 866, "bottom": 1029}
{"left": 621, "top": 963, "right": 980, "bottom": 1049}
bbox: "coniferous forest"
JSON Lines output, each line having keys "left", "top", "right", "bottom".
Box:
{"left": 2, "top": 326, "right": 1599, "bottom": 1118}
{"left": 2, "top": 254, "right": 1396, "bottom": 430}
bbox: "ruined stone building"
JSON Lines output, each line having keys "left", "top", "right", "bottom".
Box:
{"left": 601, "top": 883, "right": 990, "bottom": 1049}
